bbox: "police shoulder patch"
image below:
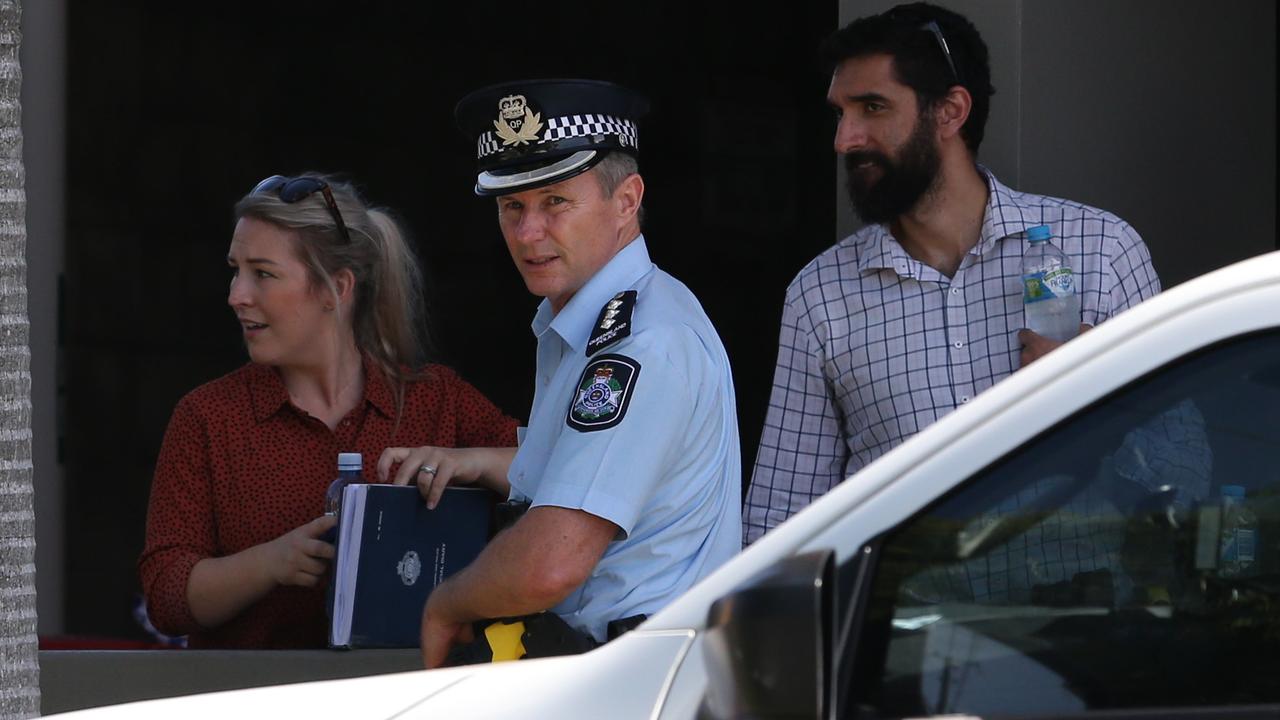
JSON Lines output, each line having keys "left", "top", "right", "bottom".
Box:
{"left": 586, "top": 290, "right": 636, "bottom": 357}
{"left": 566, "top": 354, "right": 642, "bottom": 433}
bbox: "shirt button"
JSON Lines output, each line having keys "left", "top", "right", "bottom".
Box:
{"left": 961, "top": 396, "right": 970, "bottom": 403}
{"left": 953, "top": 341, "right": 964, "bottom": 348}
{"left": 951, "top": 287, "right": 961, "bottom": 295}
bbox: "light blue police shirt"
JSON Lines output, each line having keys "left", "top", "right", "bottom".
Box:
{"left": 507, "top": 236, "right": 742, "bottom": 642}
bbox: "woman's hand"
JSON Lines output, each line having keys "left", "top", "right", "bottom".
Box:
{"left": 187, "top": 514, "right": 338, "bottom": 628}
{"left": 263, "top": 515, "right": 338, "bottom": 587}
{"left": 378, "top": 446, "right": 516, "bottom": 508}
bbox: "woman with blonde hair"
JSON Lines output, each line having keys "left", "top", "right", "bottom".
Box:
{"left": 140, "top": 173, "right": 517, "bottom": 648}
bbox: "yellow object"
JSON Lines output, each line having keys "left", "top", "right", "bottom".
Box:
{"left": 484, "top": 620, "right": 527, "bottom": 662}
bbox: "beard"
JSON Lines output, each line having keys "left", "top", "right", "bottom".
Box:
{"left": 843, "top": 112, "right": 941, "bottom": 224}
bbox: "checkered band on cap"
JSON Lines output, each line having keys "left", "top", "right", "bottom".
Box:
{"left": 477, "top": 132, "right": 502, "bottom": 158}
{"left": 476, "top": 113, "right": 638, "bottom": 159}
{"left": 545, "top": 114, "right": 638, "bottom": 147}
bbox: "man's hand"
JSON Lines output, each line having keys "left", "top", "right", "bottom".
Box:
{"left": 412, "top": 506, "right": 617, "bottom": 668}
{"left": 420, "top": 595, "right": 474, "bottom": 669}
{"left": 1018, "top": 323, "right": 1092, "bottom": 367}
{"left": 262, "top": 515, "right": 337, "bottom": 587}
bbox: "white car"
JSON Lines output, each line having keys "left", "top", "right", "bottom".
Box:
{"left": 56, "top": 251, "right": 1280, "bottom": 719}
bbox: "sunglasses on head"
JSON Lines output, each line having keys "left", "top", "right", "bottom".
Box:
{"left": 251, "top": 175, "right": 352, "bottom": 244}
{"left": 886, "top": 7, "right": 963, "bottom": 87}
{"left": 919, "top": 20, "right": 962, "bottom": 86}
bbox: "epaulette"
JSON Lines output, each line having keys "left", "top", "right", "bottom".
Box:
{"left": 585, "top": 290, "right": 636, "bottom": 356}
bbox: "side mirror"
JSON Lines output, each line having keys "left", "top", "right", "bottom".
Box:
{"left": 699, "top": 549, "right": 835, "bottom": 720}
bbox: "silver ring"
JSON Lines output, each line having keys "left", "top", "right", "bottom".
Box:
{"left": 418, "top": 465, "right": 438, "bottom": 476}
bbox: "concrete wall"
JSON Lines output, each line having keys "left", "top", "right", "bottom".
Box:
{"left": 40, "top": 649, "right": 421, "bottom": 715}
{"left": 837, "top": 0, "right": 1277, "bottom": 286}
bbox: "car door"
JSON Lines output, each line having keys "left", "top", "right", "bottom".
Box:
{"left": 835, "top": 329, "right": 1280, "bottom": 718}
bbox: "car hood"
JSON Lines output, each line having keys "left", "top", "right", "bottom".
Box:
{"left": 52, "top": 630, "right": 696, "bottom": 720}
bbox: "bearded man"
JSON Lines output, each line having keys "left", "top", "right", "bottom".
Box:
{"left": 743, "top": 2, "right": 1164, "bottom": 543}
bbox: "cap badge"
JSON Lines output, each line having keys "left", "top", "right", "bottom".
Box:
{"left": 493, "top": 94, "right": 544, "bottom": 147}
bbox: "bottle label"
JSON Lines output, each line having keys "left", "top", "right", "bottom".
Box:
{"left": 1236, "top": 528, "right": 1256, "bottom": 564}
{"left": 1022, "top": 268, "right": 1076, "bottom": 303}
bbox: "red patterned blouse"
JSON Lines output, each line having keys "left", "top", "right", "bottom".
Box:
{"left": 139, "top": 361, "right": 518, "bottom": 648}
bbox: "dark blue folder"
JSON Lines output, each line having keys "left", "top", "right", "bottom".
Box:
{"left": 329, "top": 485, "right": 491, "bottom": 648}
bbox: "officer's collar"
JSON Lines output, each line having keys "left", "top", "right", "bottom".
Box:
{"left": 533, "top": 234, "right": 651, "bottom": 351}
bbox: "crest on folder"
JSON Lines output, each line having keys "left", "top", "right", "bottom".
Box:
{"left": 396, "top": 550, "right": 421, "bottom": 586}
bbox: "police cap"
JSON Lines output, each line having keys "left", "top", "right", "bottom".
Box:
{"left": 455, "top": 79, "right": 649, "bottom": 197}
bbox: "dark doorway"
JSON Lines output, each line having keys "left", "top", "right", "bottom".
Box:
{"left": 64, "top": 1, "right": 836, "bottom": 638}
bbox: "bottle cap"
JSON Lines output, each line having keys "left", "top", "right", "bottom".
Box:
{"left": 338, "top": 452, "right": 363, "bottom": 471}
{"left": 1027, "top": 225, "right": 1052, "bottom": 242}
{"left": 1220, "top": 484, "right": 1245, "bottom": 498}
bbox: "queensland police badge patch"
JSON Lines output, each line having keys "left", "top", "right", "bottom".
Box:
{"left": 566, "top": 354, "right": 641, "bottom": 432}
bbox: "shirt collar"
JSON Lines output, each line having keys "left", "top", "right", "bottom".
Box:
{"left": 246, "top": 354, "right": 395, "bottom": 423}
{"left": 975, "top": 166, "right": 1043, "bottom": 255}
{"left": 247, "top": 363, "right": 290, "bottom": 422}
{"left": 532, "top": 235, "right": 653, "bottom": 352}
{"left": 856, "top": 166, "right": 1035, "bottom": 276}
{"left": 361, "top": 357, "right": 398, "bottom": 418}
{"left": 857, "top": 224, "right": 914, "bottom": 275}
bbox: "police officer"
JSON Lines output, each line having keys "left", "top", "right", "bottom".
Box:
{"left": 379, "top": 79, "right": 741, "bottom": 668}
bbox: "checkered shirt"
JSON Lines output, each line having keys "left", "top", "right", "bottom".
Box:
{"left": 743, "top": 169, "right": 1162, "bottom": 544}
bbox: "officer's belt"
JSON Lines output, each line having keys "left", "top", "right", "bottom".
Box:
{"left": 447, "top": 612, "right": 648, "bottom": 665}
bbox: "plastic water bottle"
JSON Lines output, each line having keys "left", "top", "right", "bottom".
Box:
{"left": 325, "top": 452, "right": 364, "bottom": 518}
{"left": 1021, "top": 225, "right": 1081, "bottom": 342}
{"left": 1219, "top": 485, "right": 1257, "bottom": 577}
{"left": 323, "top": 453, "right": 363, "bottom": 611}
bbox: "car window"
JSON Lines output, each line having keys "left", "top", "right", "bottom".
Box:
{"left": 842, "top": 330, "right": 1280, "bottom": 718}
